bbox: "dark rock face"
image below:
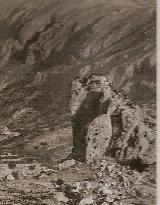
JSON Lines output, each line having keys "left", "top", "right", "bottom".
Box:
{"left": 70, "top": 76, "right": 155, "bottom": 167}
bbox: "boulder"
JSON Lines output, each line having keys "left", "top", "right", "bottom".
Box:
{"left": 55, "top": 192, "right": 69, "bottom": 204}
{"left": 58, "top": 159, "right": 76, "bottom": 171}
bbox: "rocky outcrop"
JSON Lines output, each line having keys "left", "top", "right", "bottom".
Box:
{"left": 70, "top": 76, "right": 155, "bottom": 167}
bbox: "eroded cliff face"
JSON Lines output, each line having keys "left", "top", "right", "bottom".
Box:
{"left": 70, "top": 76, "right": 155, "bottom": 168}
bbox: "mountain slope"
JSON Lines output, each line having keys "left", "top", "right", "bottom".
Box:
{"left": 0, "top": 2, "right": 156, "bottom": 204}
{"left": 0, "top": 0, "right": 156, "bottom": 142}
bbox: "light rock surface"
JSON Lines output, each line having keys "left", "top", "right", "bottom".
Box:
{"left": 58, "top": 159, "right": 76, "bottom": 171}
{"left": 79, "top": 196, "right": 94, "bottom": 205}
{"left": 70, "top": 75, "right": 155, "bottom": 167}
{"left": 0, "top": 164, "right": 14, "bottom": 180}
{"left": 55, "top": 192, "right": 69, "bottom": 204}
{"left": 0, "top": 126, "right": 20, "bottom": 143}
{"left": 86, "top": 114, "right": 112, "bottom": 163}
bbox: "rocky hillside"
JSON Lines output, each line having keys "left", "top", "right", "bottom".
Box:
{"left": 0, "top": 75, "right": 156, "bottom": 205}
{"left": 0, "top": 1, "right": 156, "bottom": 204}
{"left": 0, "top": 0, "right": 156, "bottom": 145}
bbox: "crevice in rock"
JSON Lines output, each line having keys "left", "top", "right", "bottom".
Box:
{"left": 108, "top": 109, "right": 123, "bottom": 158}
{"left": 129, "top": 158, "right": 149, "bottom": 173}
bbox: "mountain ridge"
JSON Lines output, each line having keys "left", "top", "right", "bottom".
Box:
{"left": 0, "top": 0, "right": 156, "bottom": 145}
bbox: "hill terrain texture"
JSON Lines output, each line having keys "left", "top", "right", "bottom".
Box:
{"left": 0, "top": 0, "right": 156, "bottom": 204}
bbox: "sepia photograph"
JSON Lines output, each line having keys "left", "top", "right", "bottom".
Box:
{"left": 0, "top": 0, "right": 156, "bottom": 204}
